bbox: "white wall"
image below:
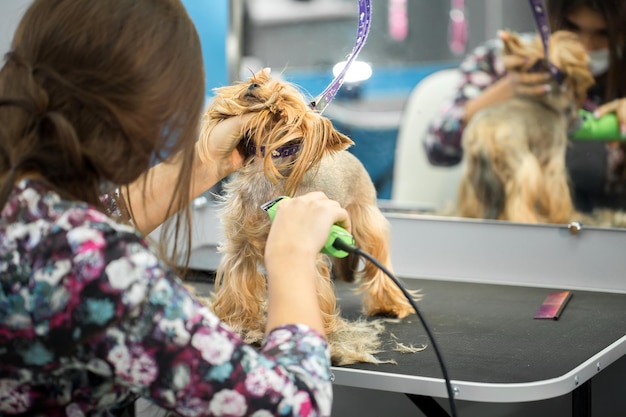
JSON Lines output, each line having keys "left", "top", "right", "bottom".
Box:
{"left": 0, "top": 0, "right": 33, "bottom": 59}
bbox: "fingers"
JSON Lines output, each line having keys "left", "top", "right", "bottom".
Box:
{"left": 296, "top": 191, "right": 352, "bottom": 233}
{"left": 513, "top": 71, "right": 552, "bottom": 86}
{"left": 617, "top": 101, "right": 626, "bottom": 137}
{"left": 502, "top": 52, "right": 552, "bottom": 97}
{"left": 594, "top": 99, "right": 626, "bottom": 137}
{"left": 209, "top": 113, "right": 253, "bottom": 152}
{"left": 593, "top": 101, "right": 615, "bottom": 118}
{"left": 509, "top": 71, "right": 552, "bottom": 97}
{"left": 197, "top": 113, "right": 254, "bottom": 176}
{"left": 275, "top": 192, "right": 351, "bottom": 235}
{"left": 265, "top": 192, "right": 351, "bottom": 262}
{"left": 502, "top": 55, "right": 529, "bottom": 71}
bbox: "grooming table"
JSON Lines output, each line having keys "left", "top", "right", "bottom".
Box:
{"left": 332, "top": 278, "right": 626, "bottom": 417}
{"left": 167, "top": 202, "right": 626, "bottom": 417}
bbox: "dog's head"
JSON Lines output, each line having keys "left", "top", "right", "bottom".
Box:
{"left": 501, "top": 30, "right": 595, "bottom": 109}
{"left": 198, "top": 68, "right": 354, "bottom": 195}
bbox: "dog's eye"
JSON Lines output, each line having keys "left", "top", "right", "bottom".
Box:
{"left": 248, "top": 83, "right": 260, "bottom": 91}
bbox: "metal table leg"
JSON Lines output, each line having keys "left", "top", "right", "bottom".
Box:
{"left": 572, "top": 379, "right": 591, "bottom": 417}
{"left": 406, "top": 394, "right": 451, "bottom": 417}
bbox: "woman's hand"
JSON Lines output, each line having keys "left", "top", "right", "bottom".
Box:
{"left": 462, "top": 32, "right": 551, "bottom": 123}
{"left": 593, "top": 98, "right": 626, "bottom": 138}
{"left": 504, "top": 65, "right": 553, "bottom": 97}
{"left": 196, "top": 113, "right": 253, "bottom": 179}
{"left": 500, "top": 31, "right": 552, "bottom": 97}
{"left": 264, "top": 192, "right": 351, "bottom": 336}
{"left": 264, "top": 192, "right": 351, "bottom": 269}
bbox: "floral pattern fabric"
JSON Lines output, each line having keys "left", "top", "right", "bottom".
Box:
{"left": 422, "top": 35, "right": 626, "bottom": 211}
{"left": 0, "top": 179, "right": 332, "bottom": 417}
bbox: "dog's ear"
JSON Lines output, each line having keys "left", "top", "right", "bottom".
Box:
{"left": 280, "top": 115, "right": 354, "bottom": 195}
{"left": 253, "top": 67, "right": 272, "bottom": 83}
{"left": 500, "top": 30, "right": 538, "bottom": 58}
{"left": 500, "top": 30, "right": 543, "bottom": 71}
{"left": 549, "top": 31, "right": 595, "bottom": 106}
{"left": 318, "top": 117, "right": 354, "bottom": 152}
{"left": 567, "top": 63, "right": 595, "bottom": 107}
{"left": 500, "top": 30, "right": 523, "bottom": 55}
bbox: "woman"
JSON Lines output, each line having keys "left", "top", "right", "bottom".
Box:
{"left": 424, "top": 0, "right": 626, "bottom": 212}
{"left": 0, "top": 1, "right": 341, "bottom": 415}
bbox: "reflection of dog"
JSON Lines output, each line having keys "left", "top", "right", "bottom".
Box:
{"left": 457, "top": 31, "right": 595, "bottom": 224}
{"left": 197, "top": 68, "right": 417, "bottom": 365}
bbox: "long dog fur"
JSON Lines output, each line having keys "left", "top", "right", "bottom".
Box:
{"left": 197, "top": 68, "right": 419, "bottom": 365}
{"left": 457, "top": 30, "right": 595, "bottom": 224}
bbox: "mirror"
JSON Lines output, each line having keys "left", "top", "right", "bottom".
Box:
{"left": 236, "top": 0, "right": 626, "bottom": 230}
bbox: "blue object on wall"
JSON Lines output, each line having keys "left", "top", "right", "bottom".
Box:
{"left": 182, "top": 0, "right": 229, "bottom": 99}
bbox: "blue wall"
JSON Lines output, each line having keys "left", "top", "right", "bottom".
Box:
{"left": 182, "top": 0, "right": 229, "bottom": 98}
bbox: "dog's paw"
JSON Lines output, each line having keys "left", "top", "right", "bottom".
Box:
{"left": 363, "top": 288, "right": 421, "bottom": 319}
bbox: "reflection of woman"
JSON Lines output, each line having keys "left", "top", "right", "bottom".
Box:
{"left": 424, "top": 0, "right": 626, "bottom": 213}
{"left": 0, "top": 0, "right": 338, "bottom": 415}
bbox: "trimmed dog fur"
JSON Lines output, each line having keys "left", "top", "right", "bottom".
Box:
{"left": 197, "top": 68, "right": 418, "bottom": 365}
{"left": 457, "top": 30, "right": 595, "bottom": 224}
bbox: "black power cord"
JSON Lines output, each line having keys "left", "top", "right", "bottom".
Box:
{"left": 333, "top": 238, "right": 459, "bottom": 417}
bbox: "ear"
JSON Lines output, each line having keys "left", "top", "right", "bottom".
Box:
{"left": 571, "top": 70, "right": 595, "bottom": 107}
{"left": 319, "top": 117, "right": 354, "bottom": 152}
{"left": 253, "top": 67, "right": 272, "bottom": 81}
{"left": 499, "top": 30, "right": 524, "bottom": 55}
{"left": 282, "top": 116, "right": 354, "bottom": 195}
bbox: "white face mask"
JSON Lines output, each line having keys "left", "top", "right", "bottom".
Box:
{"left": 588, "top": 48, "right": 610, "bottom": 76}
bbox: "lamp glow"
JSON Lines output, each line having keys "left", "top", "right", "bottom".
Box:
{"left": 332, "top": 60, "right": 372, "bottom": 83}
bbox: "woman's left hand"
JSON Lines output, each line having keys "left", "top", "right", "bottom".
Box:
{"left": 196, "top": 113, "right": 253, "bottom": 179}
{"left": 594, "top": 98, "right": 626, "bottom": 138}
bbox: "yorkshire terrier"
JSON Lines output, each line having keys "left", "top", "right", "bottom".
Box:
{"left": 197, "top": 68, "right": 418, "bottom": 365}
{"left": 457, "top": 30, "right": 595, "bottom": 224}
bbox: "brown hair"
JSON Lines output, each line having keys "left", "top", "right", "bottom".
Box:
{"left": 0, "top": 0, "right": 205, "bottom": 268}
{"left": 547, "top": 0, "right": 626, "bottom": 100}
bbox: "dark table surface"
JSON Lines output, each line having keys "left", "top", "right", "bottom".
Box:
{"left": 334, "top": 277, "right": 626, "bottom": 384}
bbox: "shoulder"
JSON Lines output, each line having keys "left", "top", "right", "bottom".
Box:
{"left": 53, "top": 198, "right": 162, "bottom": 299}
{"left": 459, "top": 37, "right": 503, "bottom": 75}
{"left": 5, "top": 179, "right": 160, "bottom": 295}
{"left": 1, "top": 180, "right": 166, "bottom": 348}
{"left": 469, "top": 32, "right": 535, "bottom": 55}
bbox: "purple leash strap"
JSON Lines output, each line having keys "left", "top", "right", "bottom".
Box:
{"left": 309, "top": 0, "right": 372, "bottom": 113}
{"left": 527, "top": 0, "right": 565, "bottom": 84}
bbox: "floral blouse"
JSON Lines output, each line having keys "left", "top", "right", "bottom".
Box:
{"left": 423, "top": 35, "right": 626, "bottom": 212}
{"left": 0, "top": 179, "right": 332, "bottom": 417}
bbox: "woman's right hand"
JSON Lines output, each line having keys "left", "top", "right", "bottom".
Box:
{"left": 264, "top": 192, "right": 351, "bottom": 270}
{"left": 263, "top": 192, "right": 351, "bottom": 336}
